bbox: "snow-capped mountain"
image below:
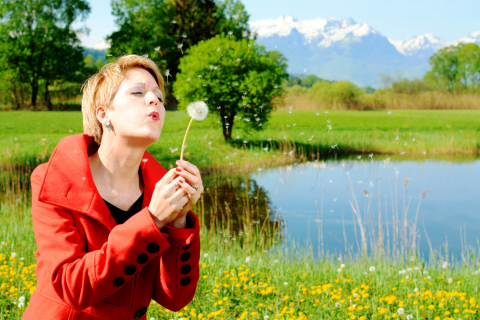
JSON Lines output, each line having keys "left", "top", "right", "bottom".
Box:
{"left": 250, "top": 16, "right": 479, "bottom": 87}
{"left": 388, "top": 34, "right": 447, "bottom": 58}
{"left": 457, "top": 31, "right": 480, "bottom": 45}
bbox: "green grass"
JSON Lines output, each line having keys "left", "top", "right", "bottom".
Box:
{"left": 2, "top": 110, "right": 480, "bottom": 173}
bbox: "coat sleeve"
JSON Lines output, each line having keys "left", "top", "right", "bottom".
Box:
{"left": 31, "top": 166, "right": 173, "bottom": 311}
{"left": 153, "top": 210, "right": 201, "bottom": 311}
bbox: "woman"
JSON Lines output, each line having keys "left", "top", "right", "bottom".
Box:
{"left": 22, "top": 55, "right": 203, "bottom": 319}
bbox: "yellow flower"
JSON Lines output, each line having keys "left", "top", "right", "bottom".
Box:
{"left": 428, "top": 305, "right": 435, "bottom": 310}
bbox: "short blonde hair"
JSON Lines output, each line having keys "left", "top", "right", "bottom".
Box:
{"left": 81, "top": 54, "right": 164, "bottom": 145}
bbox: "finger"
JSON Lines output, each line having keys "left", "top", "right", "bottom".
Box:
{"left": 178, "top": 179, "right": 196, "bottom": 195}
{"left": 168, "top": 187, "right": 190, "bottom": 208}
{"left": 164, "top": 177, "right": 183, "bottom": 196}
{"left": 175, "top": 167, "right": 200, "bottom": 186}
{"left": 176, "top": 160, "right": 200, "bottom": 176}
{"left": 156, "top": 168, "right": 177, "bottom": 188}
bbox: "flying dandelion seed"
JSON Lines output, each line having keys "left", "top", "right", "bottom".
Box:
{"left": 388, "top": 111, "right": 392, "bottom": 115}
{"left": 412, "top": 137, "right": 416, "bottom": 142}
{"left": 395, "top": 136, "right": 399, "bottom": 140}
{"left": 177, "top": 43, "right": 183, "bottom": 54}
{"left": 171, "top": 19, "right": 177, "bottom": 24}
{"left": 165, "top": 69, "right": 171, "bottom": 82}
{"left": 316, "top": 113, "right": 319, "bottom": 115}
{"left": 186, "top": 77, "right": 190, "bottom": 81}
{"left": 274, "top": 84, "right": 279, "bottom": 91}
{"left": 357, "top": 155, "right": 361, "bottom": 159}
{"left": 154, "top": 46, "right": 163, "bottom": 56}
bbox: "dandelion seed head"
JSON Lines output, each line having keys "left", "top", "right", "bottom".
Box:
{"left": 187, "top": 101, "right": 209, "bottom": 121}
{"left": 177, "top": 43, "right": 183, "bottom": 48}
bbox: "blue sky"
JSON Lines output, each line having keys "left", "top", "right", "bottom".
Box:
{"left": 74, "top": 0, "right": 479, "bottom": 48}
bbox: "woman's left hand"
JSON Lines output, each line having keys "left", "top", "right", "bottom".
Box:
{"left": 171, "top": 159, "right": 204, "bottom": 227}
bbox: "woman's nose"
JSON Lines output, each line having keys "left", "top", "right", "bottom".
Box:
{"left": 147, "top": 92, "right": 159, "bottom": 105}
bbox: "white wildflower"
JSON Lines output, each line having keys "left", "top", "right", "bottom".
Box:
{"left": 187, "top": 101, "right": 209, "bottom": 121}
{"left": 369, "top": 266, "right": 376, "bottom": 272}
{"left": 397, "top": 308, "right": 404, "bottom": 315}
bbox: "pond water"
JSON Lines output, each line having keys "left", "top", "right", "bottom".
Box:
{"left": 206, "top": 159, "right": 480, "bottom": 260}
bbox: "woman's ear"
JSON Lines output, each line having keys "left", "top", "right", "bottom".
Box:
{"left": 96, "top": 105, "right": 108, "bottom": 123}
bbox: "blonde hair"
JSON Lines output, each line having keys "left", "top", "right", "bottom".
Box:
{"left": 81, "top": 54, "right": 164, "bottom": 145}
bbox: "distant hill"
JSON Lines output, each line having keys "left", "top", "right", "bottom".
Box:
{"left": 83, "top": 48, "right": 107, "bottom": 61}
{"left": 249, "top": 16, "right": 480, "bottom": 87}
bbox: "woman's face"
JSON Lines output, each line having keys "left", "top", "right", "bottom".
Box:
{"left": 105, "top": 68, "right": 165, "bottom": 146}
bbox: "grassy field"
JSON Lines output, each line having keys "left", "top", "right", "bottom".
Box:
{"left": 1, "top": 110, "right": 480, "bottom": 173}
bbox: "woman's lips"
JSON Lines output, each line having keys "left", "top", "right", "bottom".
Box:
{"left": 149, "top": 112, "right": 160, "bottom": 121}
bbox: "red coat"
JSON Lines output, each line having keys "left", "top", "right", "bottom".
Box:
{"left": 22, "top": 134, "right": 200, "bottom": 320}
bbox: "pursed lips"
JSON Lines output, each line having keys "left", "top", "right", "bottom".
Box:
{"left": 149, "top": 112, "right": 160, "bottom": 120}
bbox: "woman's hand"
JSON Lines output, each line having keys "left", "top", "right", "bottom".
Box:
{"left": 147, "top": 167, "right": 193, "bottom": 230}
{"left": 171, "top": 159, "right": 204, "bottom": 227}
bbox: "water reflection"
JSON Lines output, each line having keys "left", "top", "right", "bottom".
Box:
{"left": 200, "top": 175, "right": 281, "bottom": 241}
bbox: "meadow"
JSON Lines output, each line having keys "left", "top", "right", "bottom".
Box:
{"left": 2, "top": 109, "right": 480, "bottom": 319}
{"left": 1, "top": 109, "right": 480, "bottom": 173}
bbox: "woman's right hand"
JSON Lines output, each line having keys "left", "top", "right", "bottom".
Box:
{"left": 147, "top": 168, "right": 195, "bottom": 229}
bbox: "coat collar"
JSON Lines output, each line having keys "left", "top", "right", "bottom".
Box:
{"left": 38, "top": 133, "right": 168, "bottom": 231}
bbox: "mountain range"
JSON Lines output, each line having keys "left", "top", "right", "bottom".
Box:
{"left": 249, "top": 16, "right": 480, "bottom": 87}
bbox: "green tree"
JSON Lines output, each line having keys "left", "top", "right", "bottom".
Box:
{"left": 457, "top": 43, "right": 480, "bottom": 91}
{"left": 107, "top": 0, "right": 251, "bottom": 109}
{"left": 425, "top": 44, "right": 463, "bottom": 93}
{"left": 173, "top": 35, "right": 288, "bottom": 140}
{"left": 0, "top": 0, "right": 90, "bottom": 109}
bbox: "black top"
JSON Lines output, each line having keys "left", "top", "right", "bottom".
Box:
{"left": 104, "top": 189, "right": 195, "bottom": 228}
{"left": 104, "top": 193, "right": 144, "bottom": 225}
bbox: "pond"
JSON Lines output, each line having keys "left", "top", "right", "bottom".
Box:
{"left": 203, "top": 158, "right": 480, "bottom": 260}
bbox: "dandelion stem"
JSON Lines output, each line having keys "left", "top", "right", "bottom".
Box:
{"left": 180, "top": 118, "right": 194, "bottom": 161}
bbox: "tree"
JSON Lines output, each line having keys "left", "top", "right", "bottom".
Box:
{"left": 107, "top": 0, "right": 251, "bottom": 109}
{"left": 173, "top": 34, "right": 288, "bottom": 140}
{"left": 0, "top": 0, "right": 90, "bottom": 109}
{"left": 457, "top": 43, "right": 480, "bottom": 90}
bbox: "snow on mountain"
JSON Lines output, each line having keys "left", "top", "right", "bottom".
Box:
{"left": 457, "top": 31, "right": 480, "bottom": 45}
{"left": 249, "top": 16, "right": 378, "bottom": 48}
{"left": 388, "top": 34, "right": 447, "bottom": 57}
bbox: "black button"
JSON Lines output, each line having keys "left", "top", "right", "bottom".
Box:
{"left": 180, "top": 264, "right": 191, "bottom": 275}
{"left": 124, "top": 265, "right": 136, "bottom": 275}
{"left": 180, "top": 252, "right": 190, "bottom": 262}
{"left": 182, "top": 244, "right": 192, "bottom": 250}
{"left": 180, "top": 277, "right": 191, "bottom": 286}
{"left": 137, "top": 254, "right": 148, "bottom": 264}
{"left": 147, "top": 243, "right": 159, "bottom": 253}
{"left": 134, "top": 307, "right": 148, "bottom": 319}
{"left": 113, "top": 277, "right": 125, "bottom": 287}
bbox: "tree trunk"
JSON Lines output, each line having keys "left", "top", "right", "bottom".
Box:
{"left": 45, "top": 78, "right": 52, "bottom": 111}
{"left": 31, "top": 81, "right": 38, "bottom": 109}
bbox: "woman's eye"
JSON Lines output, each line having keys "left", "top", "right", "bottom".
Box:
{"left": 157, "top": 97, "right": 163, "bottom": 102}
{"left": 133, "top": 92, "right": 143, "bottom": 95}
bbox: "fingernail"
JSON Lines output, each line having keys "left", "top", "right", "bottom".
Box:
{"left": 176, "top": 168, "right": 182, "bottom": 172}
{"left": 176, "top": 160, "right": 183, "bottom": 164}
{"left": 179, "top": 180, "right": 184, "bottom": 184}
